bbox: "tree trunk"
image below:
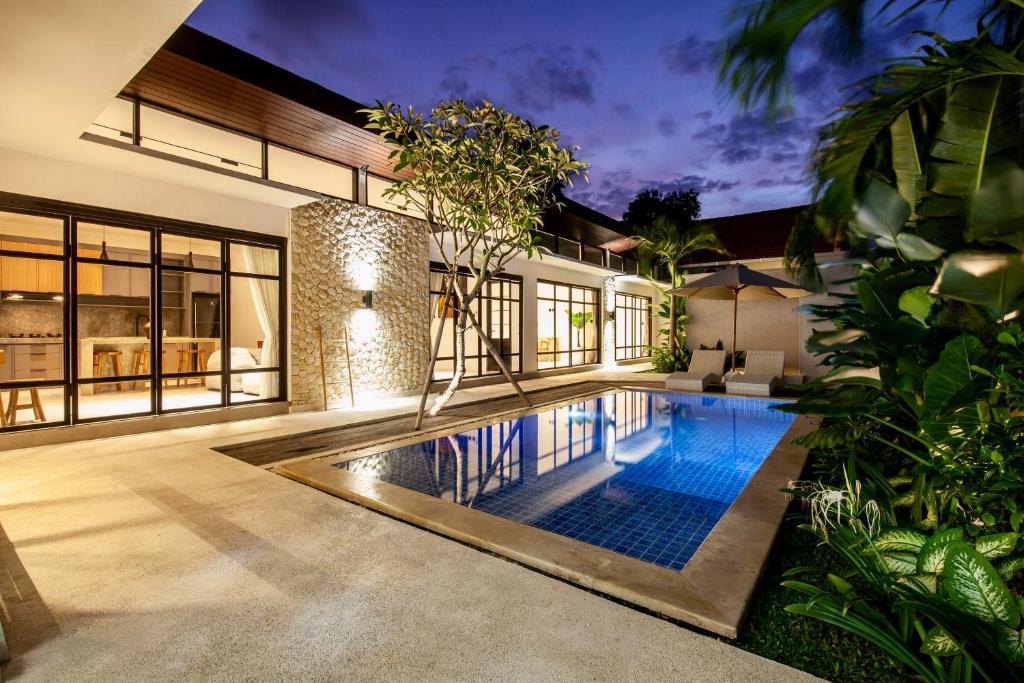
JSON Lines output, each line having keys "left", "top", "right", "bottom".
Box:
{"left": 415, "top": 274, "right": 454, "bottom": 430}
{"left": 668, "top": 295, "right": 678, "bottom": 354}
{"left": 428, "top": 308, "right": 467, "bottom": 417}
{"left": 667, "top": 265, "right": 679, "bottom": 355}
{"left": 464, "top": 305, "right": 532, "bottom": 408}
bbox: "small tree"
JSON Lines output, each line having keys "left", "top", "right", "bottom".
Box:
{"left": 364, "top": 100, "right": 587, "bottom": 426}
{"left": 623, "top": 188, "right": 702, "bottom": 230}
{"left": 624, "top": 187, "right": 727, "bottom": 356}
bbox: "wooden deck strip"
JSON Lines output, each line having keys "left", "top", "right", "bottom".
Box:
{"left": 214, "top": 380, "right": 611, "bottom": 467}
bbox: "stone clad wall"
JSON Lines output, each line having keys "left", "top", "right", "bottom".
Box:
{"left": 290, "top": 198, "right": 429, "bottom": 408}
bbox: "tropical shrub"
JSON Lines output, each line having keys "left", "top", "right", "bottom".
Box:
{"left": 786, "top": 475, "right": 1024, "bottom": 681}
{"left": 721, "top": 1, "right": 1024, "bottom": 678}
{"left": 649, "top": 344, "right": 690, "bottom": 373}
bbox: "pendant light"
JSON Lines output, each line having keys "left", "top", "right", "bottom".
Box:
{"left": 185, "top": 235, "right": 195, "bottom": 268}
{"left": 100, "top": 224, "right": 109, "bottom": 261}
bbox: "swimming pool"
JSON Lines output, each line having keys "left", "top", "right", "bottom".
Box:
{"left": 332, "top": 389, "right": 795, "bottom": 571}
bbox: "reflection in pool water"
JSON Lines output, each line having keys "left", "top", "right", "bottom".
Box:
{"left": 337, "top": 390, "right": 795, "bottom": 570}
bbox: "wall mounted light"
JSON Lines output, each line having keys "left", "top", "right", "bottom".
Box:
{"left": 361, "top": 290, "right": 374, "bottom": 309}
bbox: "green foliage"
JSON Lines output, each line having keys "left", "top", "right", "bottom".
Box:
{"left": 649, "top": 344, "right": 690, "bottom": 373}
{"left": 622, "top": 188, "right": 701, "bottom": 231}
{"left": 568, "top": 311, "right": 593, "bottom": 331}
{"left": 362, "top": 99, "right": 586, "bottom": 413}
{"left": 739, "top": 514, "right": 906, "bottom": 682}
{"left": 722, "top": 3, "right": 1024, "bottom": 678}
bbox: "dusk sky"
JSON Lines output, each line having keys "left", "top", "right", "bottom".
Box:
{"left": 185, "top": 0, "right": 975, "bottom": 220}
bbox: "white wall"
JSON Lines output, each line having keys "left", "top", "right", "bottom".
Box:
{"left": 428, "top": 241, "right": 667, "bottom": 374}
{"left": 0, "top": 146, "right": 291, "bottom": 237}
{"left": 682, "top": 259, "right": 855, "bottom": 377}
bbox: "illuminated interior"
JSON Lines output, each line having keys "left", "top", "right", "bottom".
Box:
{"left": 537, "top": 281, "right": 600, "bottom": 369}
{"left": 0, "top": 207, "right": 283, "bottom": 430}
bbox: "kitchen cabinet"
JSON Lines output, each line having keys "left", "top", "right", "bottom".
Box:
{"left": 77, "top": 249, "right": 103, "bottom": 295}
{"left": 102, "top": 262, "right": 131, "bottom": 296}
{"left": 1, "top": 241, "right": 65, "bottom": 293}
{"left": 0, "top": 343, "right": 63, "bottom": 382}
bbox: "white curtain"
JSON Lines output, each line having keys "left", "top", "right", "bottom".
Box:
{"left": 242, "top": 246, "right": 279, "bottom": 398}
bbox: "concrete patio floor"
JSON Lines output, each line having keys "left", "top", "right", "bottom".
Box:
{"left": 0, "top": 369, "right": 818, "bottom": 681}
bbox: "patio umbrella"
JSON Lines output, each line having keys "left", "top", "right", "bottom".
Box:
{"left": 666, "top": 264, "right": 811, "bottom": 372}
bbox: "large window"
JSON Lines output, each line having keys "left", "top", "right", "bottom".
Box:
{"left": 615, "top": 293, "right": 652, "bottom": 361}
{"left": 429, "top": 266, "right": 522, "bottom": 381}
{"left": 0, "top": 196, "right": 285, "bottom": 432}
{"left": 536, "top": 281, "right": 599, "bottom": 369}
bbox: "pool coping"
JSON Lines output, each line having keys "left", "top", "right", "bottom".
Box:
{"left": 274, "top": 389, "right": 815, "bottom": 638}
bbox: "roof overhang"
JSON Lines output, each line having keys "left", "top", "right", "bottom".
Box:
{"left": 0, "top": 0, "right": 200, "bottom": 159}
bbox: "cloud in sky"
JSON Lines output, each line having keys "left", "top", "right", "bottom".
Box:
{"left": 660, "top": 34, "right": 719, "bottom": 76}
{"left": 187, "top": 0, "right": 972, "bottom": 219}
{"left": 437, "top": 44, "right": 603, "bottom": 113}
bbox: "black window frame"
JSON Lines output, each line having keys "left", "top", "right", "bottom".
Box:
{"left": 0, "top": 191, "right": 287, "bottom": 432}
{"left": 536, "top": 279, "right": 601, "bottom": 369}
{"left": 614, "top": 292, "right": 652, "bottom": 361}
{"left": 429, "top": 262, "right": 523, "bottom": 382}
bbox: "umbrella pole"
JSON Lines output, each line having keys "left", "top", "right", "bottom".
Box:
{"left": 731, "top": 287, "right": 738, "bottom": 372}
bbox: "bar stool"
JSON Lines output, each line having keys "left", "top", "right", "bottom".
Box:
{"left": 175, "top": 348, "right": 207, "bottom": 386}
{"left": 5, "top": 388, "right": 45, "bottom": 426}
{"left": 93, "top": 350, "right": 125, "bottom": 392}
{"left": 131, "top": 349, "right": 168, "bottom": 389}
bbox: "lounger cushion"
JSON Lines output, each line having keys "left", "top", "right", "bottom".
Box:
{"left": 666, "top": 371, "right": 716, "bottom": 391}
{"left": 726, "top": 374, "right": 780, "bottom": 396}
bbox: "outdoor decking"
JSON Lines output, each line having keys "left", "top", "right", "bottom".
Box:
{"left": 214, "top": 380, "right": 615, "bottom": 467}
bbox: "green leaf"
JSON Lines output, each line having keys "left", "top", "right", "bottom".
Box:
{"left": 931, "top": 250, "right": 1024, "bottom": 318}
{"left": 920, "top": 625, "right": 960, "bottom": 656}
{"left": 1000, "top": 628, "right": 1024, "bottom": 665}
{"left": 918, "top": 529, "right": 963, "bottom": 574}
{"left": 897, "top": 573, "right": 938, "bottom": 593}
{"left": 996, "top": 556, "right": 1024, "bottom": 581}
{"left": 898, "top": 286, "right": 937, "bottom": 324}
{"left": 976, "top": 533, "right": 1019, "bottom": 560}
{"left": 895, "top": 233, "right": 945, "bottom": 262}
{"left": 880, "top": 552, "right": 918, "bottom": 575}
{"left": 818, "top": 365, "right": 883, "bottom": 388}
{"left": 874, "top": 528, "right": 928, "bottom": 553}
{"left": 920, "top": 335, "right": 986, "bottom": 419}
{"left": 852, "top": 177, "right": 911, "bottom": 244}
{"left": 890, "top": 109, "right": 923, "bottom": 212}
{"left": 972, "top": 161, "right": 1024, "bottom": 251}
{"left": 943, "top": 543, "right": 1019, "bottom": 628}
{"left": 827, "top": 573, "right": 854, "bottom": 595}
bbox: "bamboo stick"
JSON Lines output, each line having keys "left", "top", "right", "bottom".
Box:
{"left": 317, "top": 324, "right": 328, "bottom": 411}
{"left": 342, "top": 325, "right": 355, "bottom": 408}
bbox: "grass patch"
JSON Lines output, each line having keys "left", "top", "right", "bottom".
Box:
{"left": 736, "top": 510, "right": 905, "bottom": 682}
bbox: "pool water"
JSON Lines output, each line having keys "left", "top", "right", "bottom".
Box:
{"left": 335, "top": 390, "right": 795, "bottom": 571}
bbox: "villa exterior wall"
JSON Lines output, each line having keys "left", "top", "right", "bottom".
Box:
{"left": 290, "top": 198, "right": 430, "bottom": 408}
{"left": 682, "top": 261, "right": 856, "bottom": 377}
{"left": 0, "top": 146, "right": 290, "bottom": 237}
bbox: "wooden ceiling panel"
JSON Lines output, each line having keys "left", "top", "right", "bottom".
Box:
{"left": 122, "top": 40, "right": 408, "bottom": 180}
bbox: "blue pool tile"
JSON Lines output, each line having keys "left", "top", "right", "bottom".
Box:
{"left": 335, "top": 390, "right": 794, "bottom": 572}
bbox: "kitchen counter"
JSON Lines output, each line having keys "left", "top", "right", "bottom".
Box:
{"left": 79, "top": 337, "right": 220, "bottom": 344}
{"left": 78, "top": 337, "right": 221, "bottom": 394}
{"left": 0, "top": 337, "right": 64, "bottom": 344}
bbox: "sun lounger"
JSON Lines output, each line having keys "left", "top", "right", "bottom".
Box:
{"left": 726, "top": 350, "right": 785, "bottom": 397}
{"left": 665, "top": 349, "right": 727, "bottom": 392}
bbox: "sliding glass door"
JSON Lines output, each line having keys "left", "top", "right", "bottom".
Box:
{"left": 614, "top": 293, "right": 652, "bottom": 361}
{"left": 536, "top": 281, "right": 600, "bottom": 369}
{"left": 429, "top": 265, "right": 522, "bottom": 381}
{"left": 0, "top": 195, "right": 285, "bottom": 432}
